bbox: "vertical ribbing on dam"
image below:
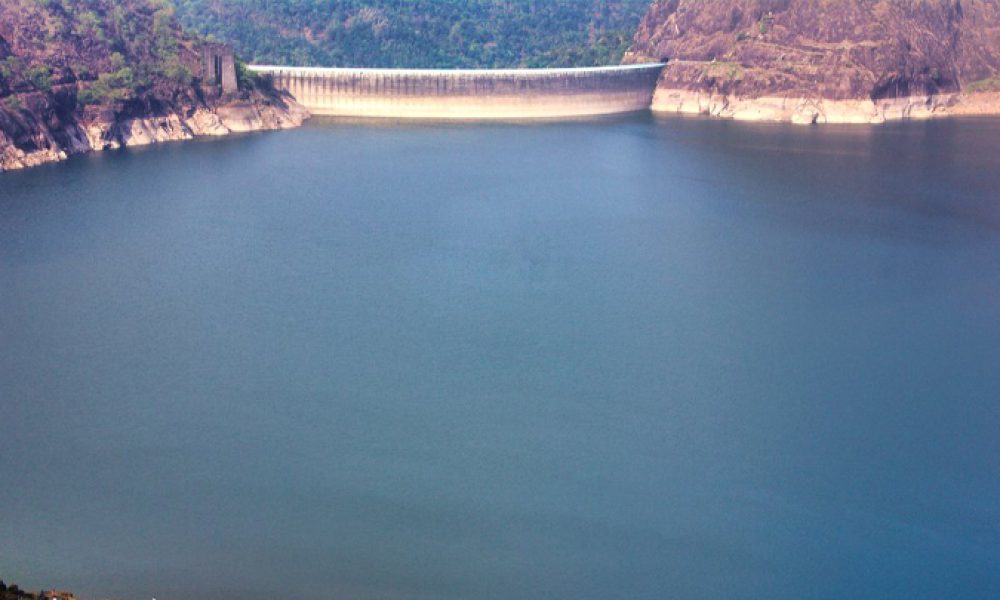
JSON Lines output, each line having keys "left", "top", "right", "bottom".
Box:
{"left": 248, "top": 64, "right": 666, "bottom": 119}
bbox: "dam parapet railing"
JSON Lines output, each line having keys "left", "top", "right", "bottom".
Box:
{"left": 248, "top": 64, "right": 666, "bottom": 120}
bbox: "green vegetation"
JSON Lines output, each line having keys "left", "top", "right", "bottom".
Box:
{"left": 0, "top": 58, "right": 53, "bottom": 93}
{"left": 966, "top": 76, "right": 1000, "bottom": 93}
{"left": 234, "top": 57, "right": 259, "bottom": 89}
{"left": 706, "top": 61, "right": 743, "bottom": 81}
{"left": 0, "top": 57, "right": 25, "bottom": 82}
{"left": 3, "top": 95, "right": 23, "bottom": 110}
{"left": 758, "top": 15, "right": 771, "bottom": 36}
{"left": 173, "top": 0, "right": 651, "bottom": 68}
{"left": 72, "top": 8, "right": 107, "bottom": 41}
{"left": 27, "top": 65, "right": 53, "bottom": 91}
{"left": 0, "top": 0, "right": 203, "bottom": 102}
{"left": 77, "top": 52, "right": 138, "bottom": 104}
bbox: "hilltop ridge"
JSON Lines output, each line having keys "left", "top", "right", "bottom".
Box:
{"left": 626, "top": 0, "right": 1000, "bottom": 123}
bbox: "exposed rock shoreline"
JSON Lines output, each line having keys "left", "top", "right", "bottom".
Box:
{"left": 1, "top": 89, "right": 307, "bottom": 173}
{"left": 650, "top": 88, "right": 1000, "bottom": 124}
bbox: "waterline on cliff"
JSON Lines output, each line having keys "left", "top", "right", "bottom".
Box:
{"left": 650, "top": 88, "right": 1000, "bottom": 125}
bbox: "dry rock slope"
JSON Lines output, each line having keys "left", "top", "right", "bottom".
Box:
{"left": 626, "top": 0, "right": 1000, "bottom": 123}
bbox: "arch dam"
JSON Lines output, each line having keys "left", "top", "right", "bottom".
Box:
{"left": 247, "top": 64, "right": 666, "bottom": 120}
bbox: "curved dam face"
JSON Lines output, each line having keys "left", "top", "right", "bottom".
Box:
{"left": 247, "top": 64, "right": 666, "bottom": 119}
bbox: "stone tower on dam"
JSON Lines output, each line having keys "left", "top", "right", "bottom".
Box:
{"left": 247, "top": 64, "right": 666, "bottom": 119}
{"left": 202, "top": 43, "right": 238, "bottom": 94}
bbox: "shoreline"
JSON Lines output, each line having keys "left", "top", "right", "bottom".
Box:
{"left": 650, "top": 88, "right": 1000, "bottom": 125}
{"left": 5, "top": 87, "right": 1000, "bottom": 174}
{"left": 0, "top": 95, "right": 308, "bottom": 173}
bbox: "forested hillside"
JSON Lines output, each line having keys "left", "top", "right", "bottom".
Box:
{"left": 1, "top": 0, "right": 201, "bottom": 103}
{"left": 0, "top": 0, "right": 304, "bottom": 171}
{"left": 174, "top": 0, "right": 650, "bottom": 68}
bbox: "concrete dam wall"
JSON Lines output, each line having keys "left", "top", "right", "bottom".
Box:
{"left": 247, "top": 64, "right": 666, "bottom": 119}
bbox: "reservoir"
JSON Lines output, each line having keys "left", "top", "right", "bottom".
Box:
{"left": 1, "top": 115, "right": 999, "bottom": 599}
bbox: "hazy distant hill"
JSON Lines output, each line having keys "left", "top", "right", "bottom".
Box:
{"left": 173, "top": 0, "right": 651, "bottom": 68}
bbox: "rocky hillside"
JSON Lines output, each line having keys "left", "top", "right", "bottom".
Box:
{"left": 626, "top": 0, "right": 1000, "bottom": 123}
{"left": 0, "top": 0, "right": 306, "bottom": 172}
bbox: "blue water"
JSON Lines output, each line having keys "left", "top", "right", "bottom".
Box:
{"left": 2, "top": 115, "right": 999, "bottom": 599}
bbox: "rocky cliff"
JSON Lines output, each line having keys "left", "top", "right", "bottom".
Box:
{"left": 0, "top": 0, "right": 307, "bottom": 173}
{"left": 626, "top": 0, "right": 1000, "bottom": 123}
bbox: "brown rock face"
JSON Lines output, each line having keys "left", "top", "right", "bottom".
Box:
{"left": 628, "top": 0, "right": 1000, "bottom": 101}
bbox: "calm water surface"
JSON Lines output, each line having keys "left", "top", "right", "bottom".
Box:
{"left": 2, "top": 115, "right": 999, "bottom": 599}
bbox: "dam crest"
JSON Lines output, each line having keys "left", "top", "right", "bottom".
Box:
{"left": 248, "top": 64, "right": 666, "bottom": 120}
